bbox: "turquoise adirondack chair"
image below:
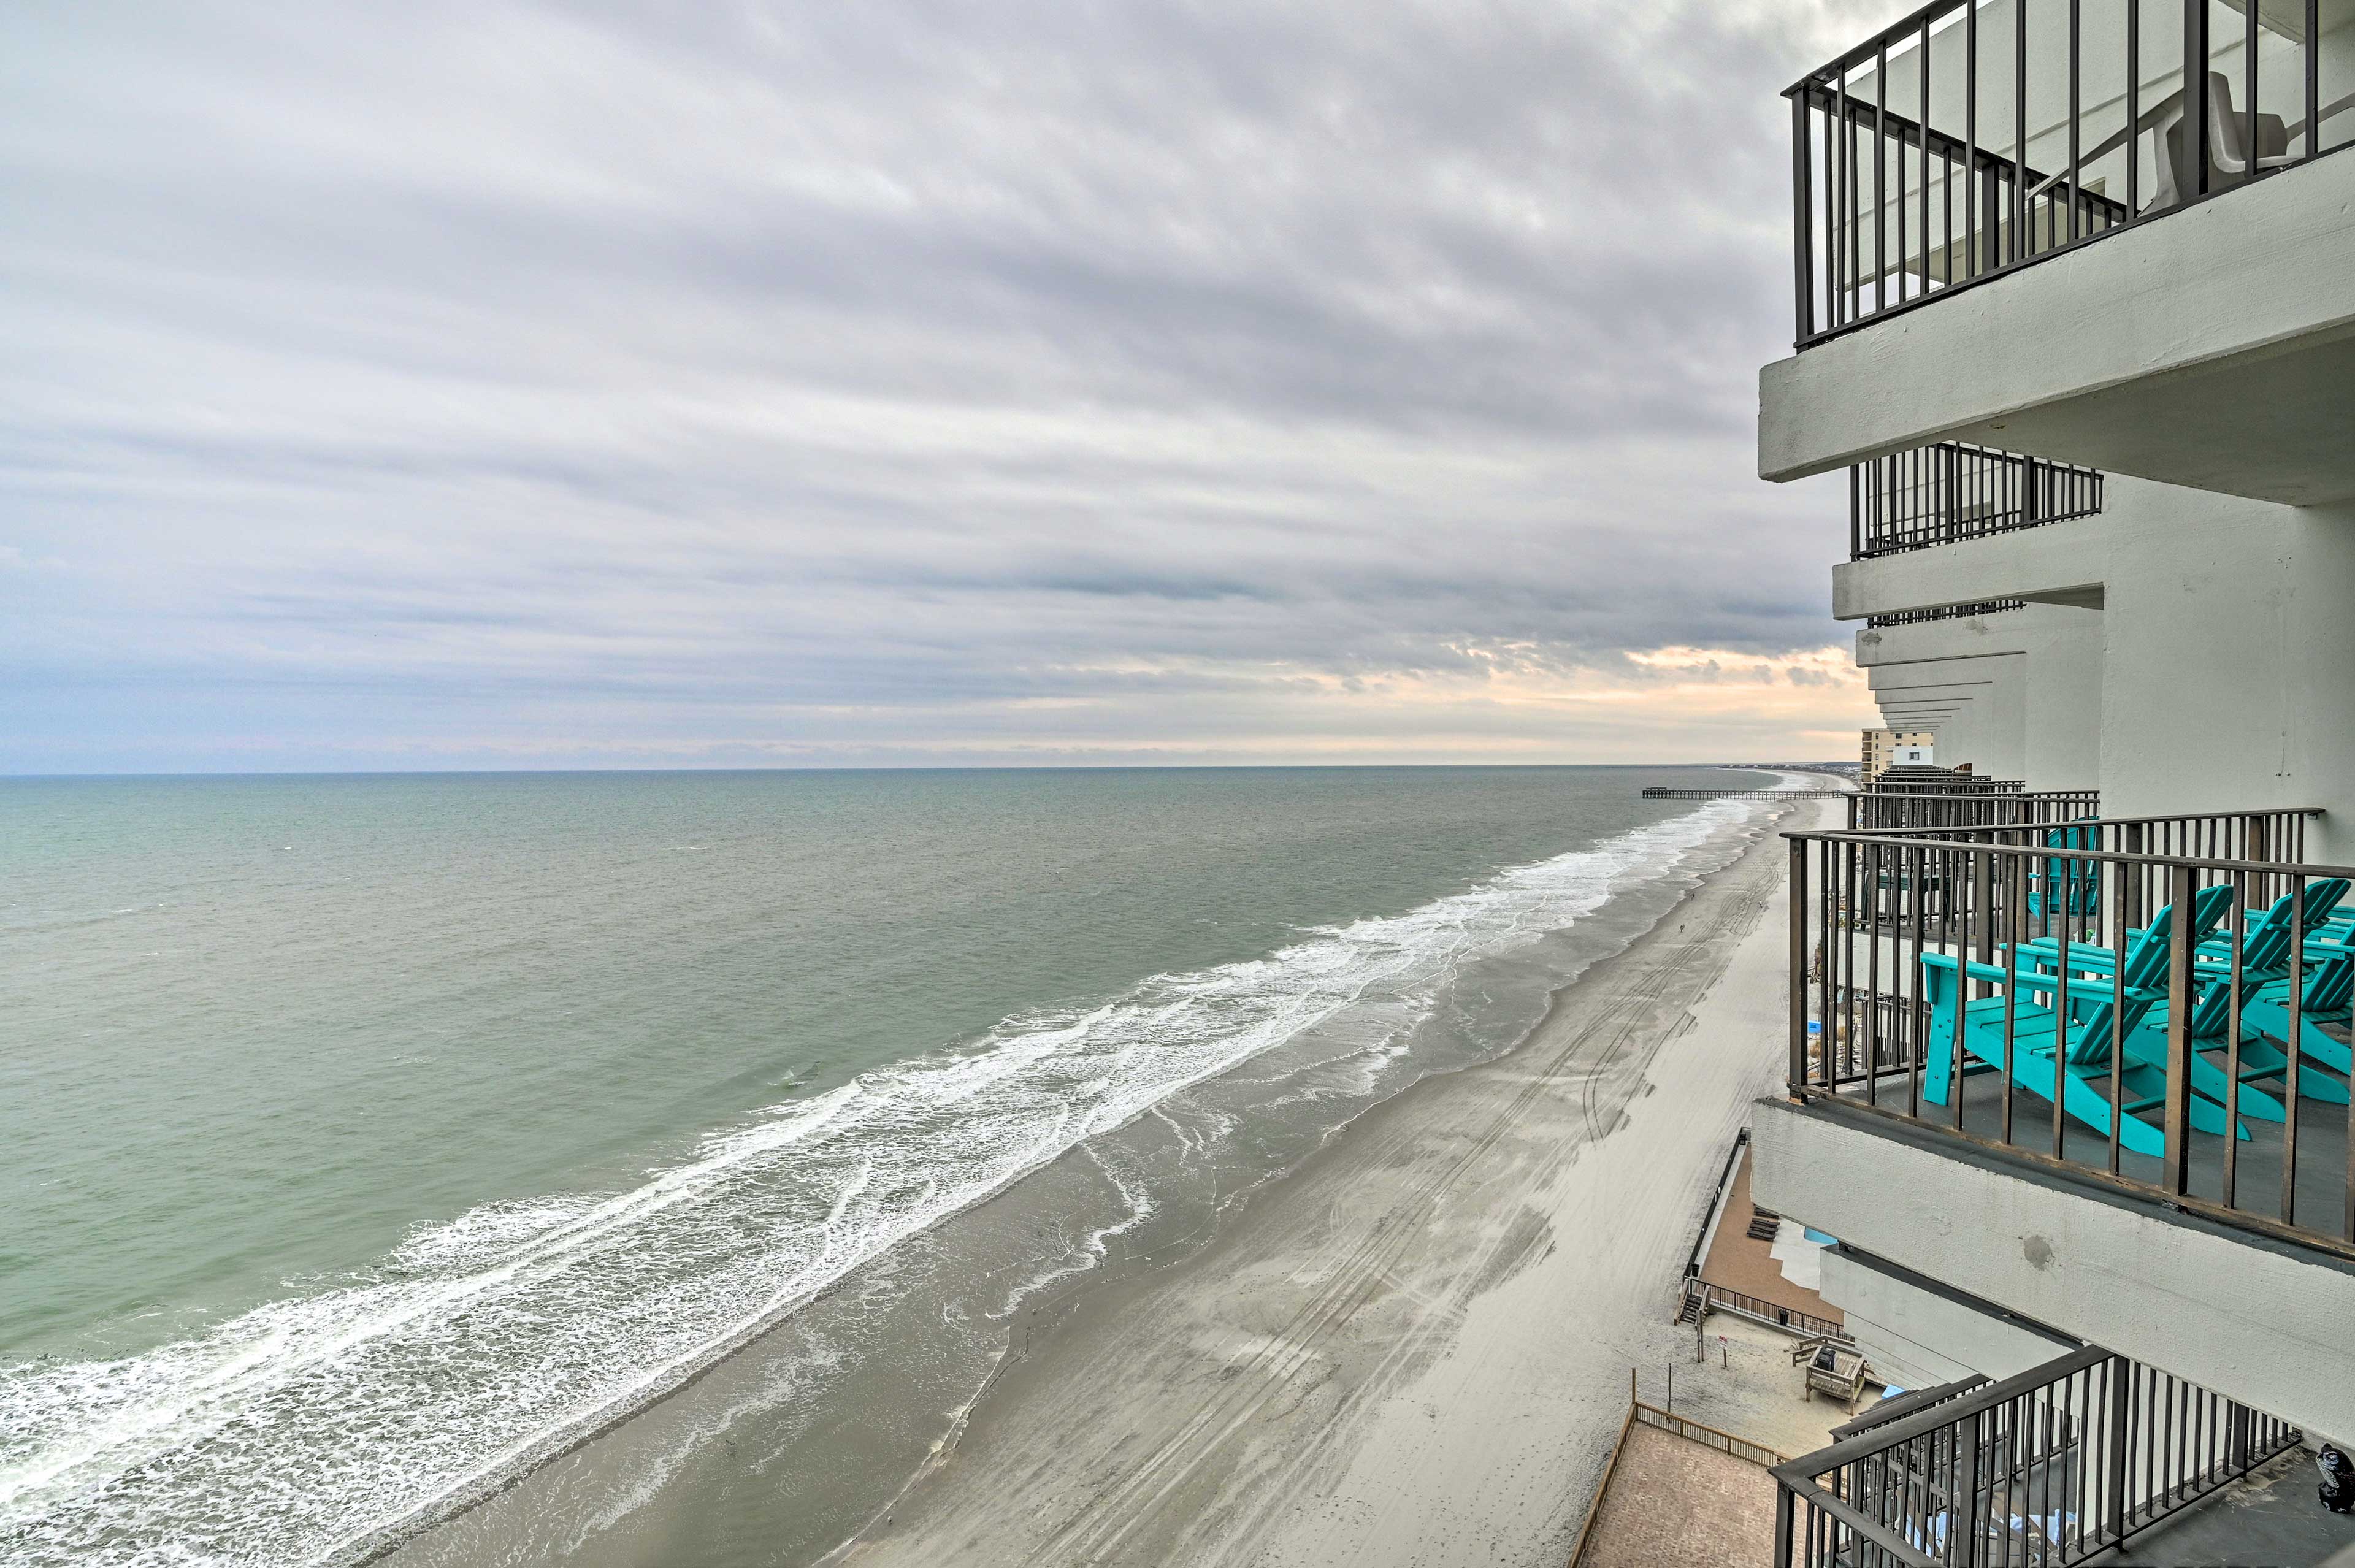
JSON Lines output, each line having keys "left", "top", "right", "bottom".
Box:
{"left": 1921, "top": 886, "right": 2237, "bottom": 1157}
{"left": 2026, "top": 821, "right": 2102, "bottom": 920}
{"left": 2185, "top": 881, "right": 2354, "bottom": 1103}
{"left": 2232, "top": 925, "right": 2355, "bottom": 1084}
{"left": 2009, "top": 879, "right": 2352, "bottom": 1117}
{"left": 2016, "top": 879, "right": 2354, "bottom": 1109}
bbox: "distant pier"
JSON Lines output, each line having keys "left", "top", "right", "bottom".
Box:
{"left": 1641, "top": 787, "right": 1850, "bottom": 800}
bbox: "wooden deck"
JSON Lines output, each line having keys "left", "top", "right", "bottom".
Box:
{"left": 1694, "top": 1144, "right": 1843, "bottom": 1330}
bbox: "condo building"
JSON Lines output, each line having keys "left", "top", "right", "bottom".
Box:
{"left": 1863, "top": 727, "right": 1941, "bottom": 786}
{"left": 1751, "top": 1, "right": 2355, "bottom": 1562}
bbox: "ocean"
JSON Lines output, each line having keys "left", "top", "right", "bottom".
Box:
{"left": 0, "top": 765, "right": 1776, "bottom": 1565}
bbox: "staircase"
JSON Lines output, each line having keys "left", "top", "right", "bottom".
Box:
{"left": 1746, "top": 1205, "right": 1783, "bottom": 1242}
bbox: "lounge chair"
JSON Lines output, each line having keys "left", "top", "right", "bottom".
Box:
{"left": 2026, "top": 821, "right": 2100, "bottom": 920}
{"left": 2232, "top": 925, "right": 2355, "bottom": 1087}
{"left": 2017, "top": 879, "right": 2354, "bottom": 1109}
{"left": 2029, "top": 72, "right": 2355, "bottom": 220}
{"left": 2152, "top": 74, "right": 2289, "bottom": 211}
{"left": 1921, "top": 885, "right": 2237, "bottom": 1156}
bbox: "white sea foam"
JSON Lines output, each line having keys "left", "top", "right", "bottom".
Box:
{"left": 0, "top": 797, "right": 1753, "bottom": 1567}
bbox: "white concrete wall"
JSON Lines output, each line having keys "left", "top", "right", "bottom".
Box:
{"left": 1870, "top": 654, "right": 2029, "bottom": 780}
{"left": 1816, "top": 1247, "right": 2077, "bottom": 1393}
{"left": 2012, "top": 607, "right": 2103, "bottom": 791}
{"left": 1854, "top": 606, "right": 2105, "bottom": 792}
{"left": 1752, "top": 1097, "right": 2355, "bottom": 1446}
{"left": 1875, "top": 692, "right": 1964, "bottom": 751}
{"left": 1832, "top": 478, "right": 2355, "bottom": 851}
{"left": 2094, "top": 487, "right": 2355, "bottom": 860}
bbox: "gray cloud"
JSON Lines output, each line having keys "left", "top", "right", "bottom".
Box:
{"left": 0, "top": 0, "right": 1872, "bottom": 770}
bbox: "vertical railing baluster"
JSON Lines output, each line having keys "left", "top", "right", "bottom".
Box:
{"left": 2307, "top": 0, "right": 2321, "bottom": 159}
{"left": 2069, "top": 0, "right": 2082, "bottom": 242}
{"left": 1849, "top": 64, "right": 1864, "bottom": 323}
{"left": 2186, "top": 0, "right": 2209, "bottom": 201}
{"left": 1896, "top": 50, "right": 1910, "bottom": 309}
{"left": 1868, "top": 837, "right": 1884, "bottom": 1096}
{"left": 2127, "top": 0, "right": 2140, "bottom": 218}
{"left": 2015, "top": 0, "right": 2029, "bottom": 261}
{"left": 1920, "top": 17, "right": 1933, "bottom": 301}
{"left": 1847, "top": 841, "right": 1862, "bottom": 1087}
{"left": 2121, "top": 1359, "right": 2136, "bottom": 1536}
{"left": 2223, "top": 868, "right": 2245, "bottom": 1207}
{"left": 1910, "top": 841, "right": 1926, "bottom": 1118}
{"left": 1966, "top": 0, "right": 1980, "bottom": 277}
{"left": 2110, "top": 830, "right": 2127, "bottom": 1174}
{"left": 1794, "top": 87, "right": 1815, "bottom": 343}
{"left": 1877, "top": 42, "right": 1890, "bottom": 318}
{"left": 1942, "top": 135, "right": 1954, "bottom": 294}
{"left": 1791, "top": 836, "right": 1810, "bottom": 1093}
{"left": 2284, "top": 872, "right": 2303, "bottom": 1225}
{"left": 2164, "top": 861, "right": 2196, "bottom": 1195}
{"left": 2050, "top": 844, "right": 2067, "bottom": 1160}
{"left": 1823, "top": 839, "right": 1837, "bottom": 1086}
{"left": 1957, "top": 1404, "right": 1983, "bottom": 1568}
{"left": 2001, "top": 847, "right": 2018, "bottom": 1147}
{"left": 1836, "top": 67, "right": 1850, "bottom": 328}
{"left": 2162, "top": 1375, "right": 2177, "bottom": 1506}
{"left": 1950, "top": 843, "right": 1969, "bottom": 1125}
{"left": 2246, "top": 0, "right": 2259, "bottom": 194}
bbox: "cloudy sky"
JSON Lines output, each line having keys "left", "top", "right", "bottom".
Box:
{"left": 4, "top": 1, "right": 1880, "bottom": 773}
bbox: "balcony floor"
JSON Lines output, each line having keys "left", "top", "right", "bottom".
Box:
{"left": 2086, "top": 1444, "right": 2355, "bottom": 1566}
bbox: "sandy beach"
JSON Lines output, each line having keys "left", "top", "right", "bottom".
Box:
{"left": 835, "top": 793, "right": 1837, "bottom": 1568}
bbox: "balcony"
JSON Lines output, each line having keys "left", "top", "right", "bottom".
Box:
{"left": 1767, "top": 806, "right": 2355, "bottom": 1439}
{"left": 1845, "top": 443, "right": 2097, "bottom": 640}
{"left": 1866, "top": 600, "right": 2027, "bottom": 627}
{"left": 1847, "top": 785, "right": 2102, "bottom": 831}
{"left": 1762, "top": 0, "right": 2355, "bottom": 503}
{"left": 1773, "top": 1343, "right": 2315, "bottom": 1566}
{"left": 1853, "top": 445, "right": 2103, "bottom": 562}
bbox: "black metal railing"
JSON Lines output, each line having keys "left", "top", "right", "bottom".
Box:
{"left": 1873, "top": 774, "right": 2029, "bottom": 797}
{"left": 1788, "top": 806, "right": 2353, "bottom": 1253}
{"left": 1791, "top": 0, "right": 2355, "bottom": 347}
{"left": 1774, "top": 1344, "right": 2300, "bottom": 1566}
{"left": 1689, "top": 1279, "right": 1848, "bottom": 1342}
{"left": 1848, "top": 788, "right": 2098, "bottom": 832}
{"left": 1847, "top": 806, "right": 2308, "bottom": 863}
{"left": 1830, "top": 1374, "right": 1994, "bottom": 1443}
{"left": 1868, "top": 600, "right": 2027, "bottom": 627}
{"left": 1854, "top": 443, "right": 2104, "bottom": 559}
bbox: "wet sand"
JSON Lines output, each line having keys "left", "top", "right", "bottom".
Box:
{"left": 835, "top": 795, "right": 1836, "bottom": 1568}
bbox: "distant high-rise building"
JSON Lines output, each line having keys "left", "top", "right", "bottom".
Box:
{"left": 1858, "top": 726, "right": 1934, "bottom": 786}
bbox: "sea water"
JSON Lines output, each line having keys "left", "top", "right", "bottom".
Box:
{"left": 0, "top": 766, "right": 1771, "bottom": 1564}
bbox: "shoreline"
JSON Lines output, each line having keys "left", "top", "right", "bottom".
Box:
{"left": 822, "top": 790, "right": 1832, "bottom": 1566}
{"left": 362, "top": 785, "right": 1821, "bottom": 1567}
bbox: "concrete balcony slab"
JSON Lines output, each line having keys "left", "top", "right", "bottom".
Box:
{"left": 1836, "top": 518, "right": 2105, "bottom": 624}
{"left": 1752, "top": 1096, "right": 2355, "bottom": 1447}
